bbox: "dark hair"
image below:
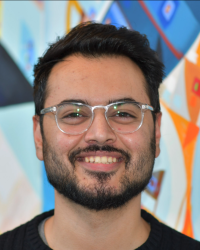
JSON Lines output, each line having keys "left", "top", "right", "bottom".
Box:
{"left": 33, "top": 21, "right": 164, "bottom": 118}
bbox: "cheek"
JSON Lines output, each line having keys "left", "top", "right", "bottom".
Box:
{"left": 117, "top": 128, "right": 151, "bottom": 152}
{"left": 54, "top": 133, "right": 83, "bottom": 155}
{"left": 119, "top": 132, "right": 142, "bottom": 149}
{"left": 43, "top": 117, "right": 83, "bottom": 154}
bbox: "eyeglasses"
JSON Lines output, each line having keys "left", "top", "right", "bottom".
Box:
{"left": 40, "top": 101, "right": 154, "bottom": 135}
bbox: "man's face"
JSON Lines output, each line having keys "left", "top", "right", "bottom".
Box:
{"left": 33, "top": 55, "right": 161, "bottom": 210}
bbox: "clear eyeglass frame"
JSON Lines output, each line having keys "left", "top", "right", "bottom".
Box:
{"left": 40, "top": 101, "right": 154, "bottom": 135}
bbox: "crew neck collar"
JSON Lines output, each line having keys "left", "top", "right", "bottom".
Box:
{"left": 26, "top": 209, "right": 162, "bottom": 250}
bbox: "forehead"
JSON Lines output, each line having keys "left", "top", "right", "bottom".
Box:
{"left": 45, "top": 55, "right": 150, "bottom": 107}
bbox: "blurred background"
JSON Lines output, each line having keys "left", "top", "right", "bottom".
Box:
{"left": 0, "top": 0, "right": 200, "bottom": 240}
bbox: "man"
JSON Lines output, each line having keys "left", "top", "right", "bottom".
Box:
{"left": 0, "top": 22, "right": 199, "bottom": 250}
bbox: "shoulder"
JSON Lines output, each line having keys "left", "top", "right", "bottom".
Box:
{"left": 0, "top": 210, "right": 54, "bottom": 250}
{"left": 160, "top": 221, "right": 200, "bottom": 249}
{"left": 141, "top": 209, "right": 200, "bottom": 250}
{"left": 0, "top": 223, "right": 26, "bottom": 249}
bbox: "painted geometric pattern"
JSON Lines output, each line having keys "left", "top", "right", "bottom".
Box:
{"left": 0, "top": 0, "right": 200, "bottom": 240}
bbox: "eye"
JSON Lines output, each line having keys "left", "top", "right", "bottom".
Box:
{"left": 65, "top": 113, "right": 84, "bottom": 118}
{"left": 115, "top": 111, "right": 136, "bottom": 118}
{"left": 59, "top": 112, "right": 90, "bottom": 125}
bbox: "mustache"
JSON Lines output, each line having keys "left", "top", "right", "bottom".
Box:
{"left": 68, "top": 145, "right": 131, "bottom": 167}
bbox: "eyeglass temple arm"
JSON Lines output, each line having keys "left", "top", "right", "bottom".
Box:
{"left": 40, "top": 106, "right": 57, "bottom": 115}
{"left": 142, "top": 104, "right": 154, "bottom": 111}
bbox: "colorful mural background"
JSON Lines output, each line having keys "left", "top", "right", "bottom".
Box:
{"left": 0, "top": 0, "right": 200, "bottom": 240}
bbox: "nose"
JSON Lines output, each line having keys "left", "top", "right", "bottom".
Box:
{"left": 84, "top": 109, "right": 117, "bottom": 146}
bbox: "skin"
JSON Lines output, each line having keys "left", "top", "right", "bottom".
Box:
{"left": 33, "top": 55, "right": 162, "bottom": 250}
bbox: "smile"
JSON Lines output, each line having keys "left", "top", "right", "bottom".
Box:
{"left": 80, "top": 156, "right": 122, "bottom": 164}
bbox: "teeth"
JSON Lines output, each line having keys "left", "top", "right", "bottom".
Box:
{"left": 101, "top": 156, "right": 107, "bottom": 164}
{"left": 108, "top": 157, "right": 112, "bottom": 163}
{"left": 89, "top": 157, "right": 95, "bottom": 163}
{"left": 85, "top": 156, "right": 118, "bottom": 164}
{"left": 95, "top": 156, "right": 101, "bottom": 163}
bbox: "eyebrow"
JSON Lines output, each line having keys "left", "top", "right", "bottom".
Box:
{"left": 58, "top": 97, "right": 137, "bottom": 106}
{"left": 108, "top": 97, "right": 137, "bottom": 104}
{"left": 58, "top": 99, "right": 90, "bottom": 105}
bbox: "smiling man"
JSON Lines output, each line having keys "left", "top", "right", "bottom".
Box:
{"left": 1, "top": 22, "right": 200, "bottom": 250}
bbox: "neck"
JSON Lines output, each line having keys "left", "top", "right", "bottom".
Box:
{"left": 45, "top": 191, "right": 150, "bottom": 250}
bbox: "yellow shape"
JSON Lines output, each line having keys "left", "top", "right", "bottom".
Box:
{"left": 66, "top": 1, "right": 84, "bottom": 34}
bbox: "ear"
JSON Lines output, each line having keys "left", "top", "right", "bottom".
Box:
{"left": 33, "top": 115, "right": 44, "bottom": 161}
{"left": 155, "top": 112, "right": 162, "bottom": 158}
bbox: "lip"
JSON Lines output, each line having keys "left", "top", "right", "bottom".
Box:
{"left": 75, "top": 151, "right": 124, "bottom": 172}
{"left": 77, "top": 161, "right": 122, "bottom": 172}
{"left": 76, "top": 150, "right": 123, "bottom": 158}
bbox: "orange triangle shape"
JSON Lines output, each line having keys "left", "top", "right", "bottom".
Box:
{"left": 182, "top": 208, "right": 194, "bottom": 238}
{"left": 196, "top": 42, "right": 200, "bottom": 67}
{"left": 183, "top": 122, "right": 199, "bottom": 148}
{"left": 165, "top": 107, "right": 189, "bottom": 146}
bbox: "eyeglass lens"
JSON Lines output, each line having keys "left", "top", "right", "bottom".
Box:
{"left": 56, "top": 103, "right": 142, "bottom": 135}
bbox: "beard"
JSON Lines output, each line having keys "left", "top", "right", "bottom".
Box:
{"left": 43, "top": 134, "right": 156, "bottom": 211}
